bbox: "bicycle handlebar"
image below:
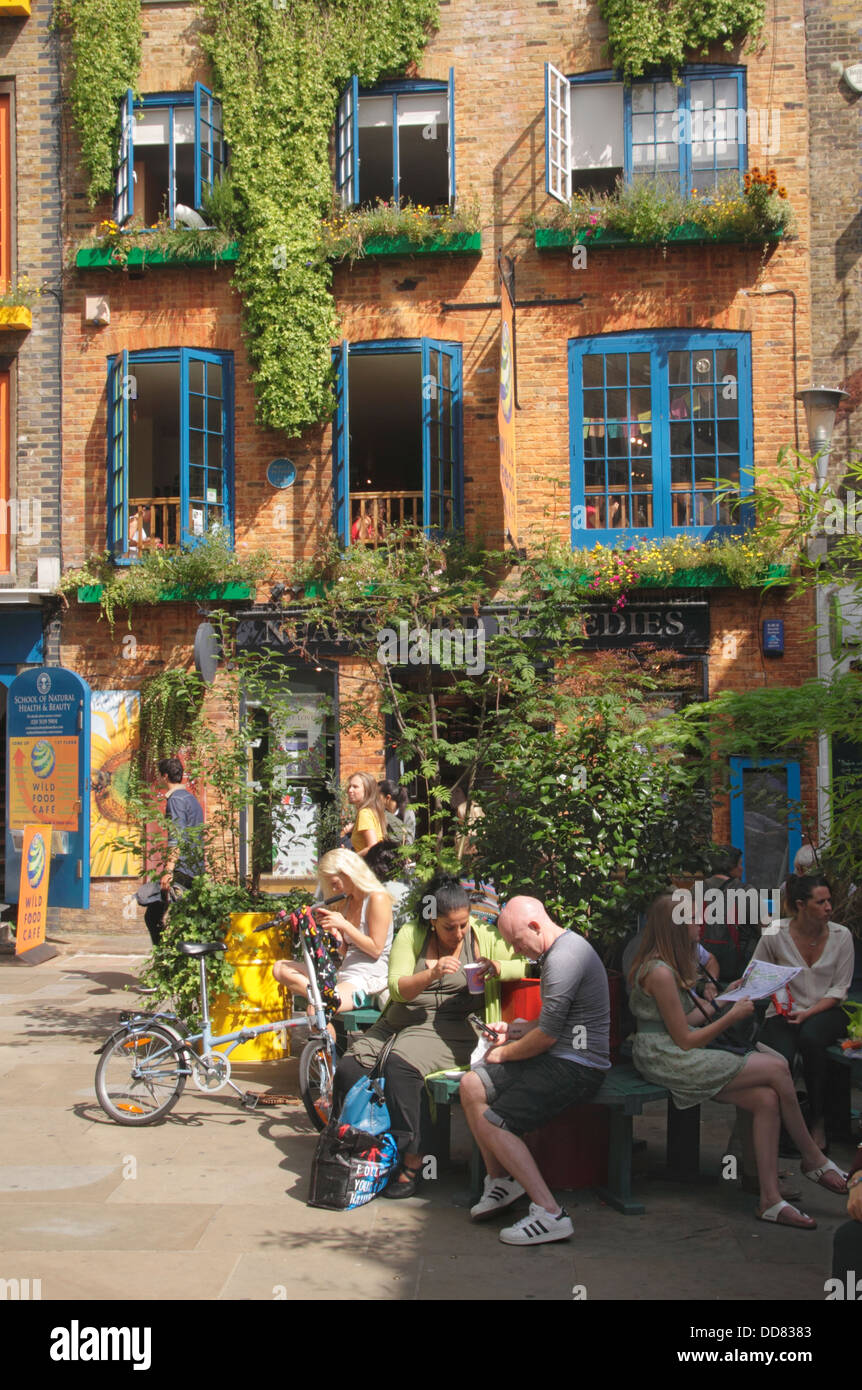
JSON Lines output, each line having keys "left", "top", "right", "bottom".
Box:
{"left": 253, "top": 893, "right": 348, "bottom": 933}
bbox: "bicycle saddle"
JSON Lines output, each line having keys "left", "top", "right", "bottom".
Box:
{"left": 180, "top": 941, "right": 228, "bottom": 957}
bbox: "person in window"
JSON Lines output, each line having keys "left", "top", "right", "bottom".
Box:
{"left": 144, "top": 756, "right": 204, "bottom": 946}
{"left": 128, "top": 504, "right": 152, "bottom": 556}
{"left": 331, "top": 875, "right": 525, "bottom": 1197}
{"left": 629, "top": 893, "right": 845, "bottom": 1228}
{"left": 351, "top": 513, "right": 377, "bottom": 543}
{"left": 273, "top": 848, "right": 393, "bottom": 1013}
{"left": 752, "top": 873, "right": 855, "bottom": 1150}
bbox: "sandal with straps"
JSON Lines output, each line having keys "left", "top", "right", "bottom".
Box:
{"left": 802, "top": 1159, "right": 847, "bottom": 1194}
{"left": 756, "top": 1200, "right": 816, "bottom": 1229}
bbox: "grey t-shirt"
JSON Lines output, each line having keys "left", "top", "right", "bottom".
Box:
{"left": 537, "top": 930, "right": 610, "bottom": 1070}
{"left": 165, "top": 786, "right": 205, "bottom": 881}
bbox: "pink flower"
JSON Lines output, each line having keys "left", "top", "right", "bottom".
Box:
{"left": 589, "top": 214, "right": 598, "bottom": 225}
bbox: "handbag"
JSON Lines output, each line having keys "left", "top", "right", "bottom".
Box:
{"left": 689, "top": 965, "right": 758, "bottom": 1055}
{"left": 307, "top": 1033, "right": 399, "bottom": 1211}
{"left": 135, "top": 880, "right": 164, "bottom": 907}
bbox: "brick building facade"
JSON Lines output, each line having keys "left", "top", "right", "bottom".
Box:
{"left": 55, "top": 0, "right": 823, "bottom": 930}
{"left": 0, "top": 0, "right": 63, "bottom": 913}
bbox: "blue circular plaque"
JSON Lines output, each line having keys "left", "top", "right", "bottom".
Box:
{"left": 267, "top": 458, "right": 296, "bottom": 489}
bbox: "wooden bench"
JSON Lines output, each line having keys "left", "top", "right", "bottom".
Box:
{"left": 337, "top": 1008, "right": 382, "bottom": 1035}
{"left": 425, "top": 1062, "right": 701, "bottom": 1215}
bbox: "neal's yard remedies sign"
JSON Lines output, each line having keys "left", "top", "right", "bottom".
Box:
{"left": 6, "top": 667, "right": 91, "bottom": 909}
{"left": 581, "top": 603, "right": 710, "bottom": 650}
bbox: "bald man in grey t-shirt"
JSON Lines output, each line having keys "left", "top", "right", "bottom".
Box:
{"left": 459, "top": 896, "right": 610, "bottom": 1247}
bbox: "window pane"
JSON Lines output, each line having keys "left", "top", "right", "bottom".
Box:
{"left": 582, "top": 357, "right": 603, "bottom": 390}
{"left": 357, "top": 95, "right": 394, "bottom": 205}
{"left": 605, "top": 354, "right": 628, "bottom": 387}
{"left": 670, "top": 421, "right": 692, "bottom": 454}
{"left": 189, "top": 359, "right": 204, "bottom": 393}
{"left": 189, "top": 431, "right": 204, "bottom": 467}
{"left": 398, "top": 91, "right": 449, "bottom": 207}
{"left": 571, "top": 83, "right": 623, "bottom": 173}
{"left": 206, "top": 362, "right": 222, "bottom": 397}
{"left": 207, "top": 396, "right": 221, "bottom": 432}
{"left": 669, "top": 352, "right": 690, "bottom": 385}
{"left": 189, "top": 465, "right": 205, "bottom": 499}
{"left": 189, "top": 393, "right": 204, "bottom": 430}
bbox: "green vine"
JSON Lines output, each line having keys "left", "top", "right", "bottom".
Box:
{"left": 55, "top": 0, "right": 142, "bottom": 204}
{"left": 138, "top": 669, "right": 207, "bottom": 772}
{"left": 199, "top": 0, "right": 440, "bottom": 435}
{"left": 597, "top": 0, "right": 766, "bottom": 80}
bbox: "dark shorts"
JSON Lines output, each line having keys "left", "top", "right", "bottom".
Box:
{"left": 473, "top": 1053, "right": 606, "bottom": 1135}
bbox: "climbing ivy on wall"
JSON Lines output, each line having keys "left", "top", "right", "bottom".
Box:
{"left": 199, "top": 0, "right": 439, "bottom": 436}
{"left": 597, "top": 0, "right": 766, "bottom": 80}
{"left": 55, "top": 0, "right": 142, "bottom": 204}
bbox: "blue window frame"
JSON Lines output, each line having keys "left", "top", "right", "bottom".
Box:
{"left": 333, "top": 339, "right": 463, "bottom": 545}
{"left": 336, "top": 72, "right": 455, "bottom": 210}
{"left": 107, "top": 348, "right": 234, "bottom": 559}
{"left": 729, "top": 758, "right": 802, "bottom": 889}
{"left": 545, "top": 64, "right": 746, "bottom": 203}
{"left": 114, "top": 85, "right": 224, "bottom": 228}
{"left": 569, "top": 330, "right": 752, "bottom": 545}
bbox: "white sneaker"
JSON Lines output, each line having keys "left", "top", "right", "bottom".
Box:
{"left": 470, "top": 1174, "right": 525, "bottom": 1221}
{"left": 499, "top": 1202, "right": 573, "bottom": 1246}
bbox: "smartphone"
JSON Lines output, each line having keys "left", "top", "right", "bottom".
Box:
{"left": 467, "top": 1012, "right": 499, "bottom": 1042}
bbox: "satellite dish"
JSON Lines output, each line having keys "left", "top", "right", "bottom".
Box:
{"left": 175, "top": 205, "right": 209, "bottom": 230}
{"left": 194, "top": 622, "right": 219, "bottom": 685}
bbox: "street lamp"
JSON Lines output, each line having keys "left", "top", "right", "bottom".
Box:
{"left": 795, "top": 386, "right": 849, "bottom": 481}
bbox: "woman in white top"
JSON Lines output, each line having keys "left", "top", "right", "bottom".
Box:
{"left": 753, "top": 873, "right": 855, "bottom": 1149}
{"left": 273, "top": 848, "right": 394, "bottom": 1012}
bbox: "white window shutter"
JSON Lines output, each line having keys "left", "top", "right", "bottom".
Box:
{"left": 545, "top": 63, "right": 571, "bottom": 204}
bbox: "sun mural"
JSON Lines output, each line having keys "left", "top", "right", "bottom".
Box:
{"left": 90, "top": 692, "right": 141, "bottom": 878}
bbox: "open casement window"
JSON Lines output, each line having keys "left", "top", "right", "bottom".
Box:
{"left": 336, "top": 72, "right": 455, "bottom": 210}
{"left": 548, "top": 66, "right": 746, "bottom": 201}
{"left": 106, "top": 348, "right": 233, "bottom": 559}
{"left": 115, "top": 84, "right": 224, "bottom": 227}
{"left": 569, "top": 330, "right": 752, "bottom": 545}
{"left": 332, "top": 339, "right": 463, "bottom": 545}
{"left": 545, "top": 63, "right": 572, "bottom": 204}
{"left": 729, "top": 758, "right": 802, "bottom": 890}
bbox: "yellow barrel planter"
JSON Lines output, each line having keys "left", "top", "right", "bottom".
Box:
{"left": 209, "top": 912, "right": 291, "bottom": 1061}
{"left": 0, "top": 0, "right": 30, "bottom": 15}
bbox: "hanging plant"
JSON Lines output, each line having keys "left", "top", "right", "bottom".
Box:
{"left": 596, "top": 0, "right": 766, "bottom": 80}
{"left": 54, "top": 0, "right": 142, "bottom": 204}
{"left": 138, "top": 669, "right": 207, "bottom": 774}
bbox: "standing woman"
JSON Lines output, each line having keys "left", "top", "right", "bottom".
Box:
{"left": 379, "top": 780, "right": 416, "bottom": 845}
{"left": 752, "top": 874, "right": 855, "bottom": 1149}
{"left": 345, "top": 772, "right": 386, "bottom": 859}
{"left": 629, "top": 894, "right": 846, "bottom": 1229}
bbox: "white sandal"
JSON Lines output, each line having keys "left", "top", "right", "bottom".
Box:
{"left": 802, "top": 1159, "right": 847, "bottom": 1193}
{"left": 757, "top": 1200, "right": 816, "bottom": 1229}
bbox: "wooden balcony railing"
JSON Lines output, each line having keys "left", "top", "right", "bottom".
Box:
{"left": 350, "top": 490, "right": 423, "bottom": 545}
{"left": 128, "top": 496, "right": 182, "bottom": 553}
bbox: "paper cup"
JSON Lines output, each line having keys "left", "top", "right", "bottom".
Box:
{"left": 464, "top": 963, "right": 485, "bottom": 995}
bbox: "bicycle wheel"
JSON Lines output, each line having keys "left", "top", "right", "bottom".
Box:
{"left": 299, "top": 1035, "right": 336, "bottom": 1130}
{"left": 95, "top": 1024, "right": 187, "bottom": 1125}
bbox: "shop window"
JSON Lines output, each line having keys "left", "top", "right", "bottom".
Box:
{"left": 107, "top": 348, "right": 233, "bottom": 559}
{"left": 333, "top": 339, "right": 462, "bottom": 545}
{"left": 115, "top": 86, "right": 224, "bottom": 227}
{"left": 729, "top": 758, "right": 802, "bottom": 890}
{"left": 569, "top": 330, "right": 752, "bottom": 544}
{"left": 336, "top": 73, "right": 455, "bottom": 209}
{"left": 546, "top": 64, "right": 746, "bottom": 202}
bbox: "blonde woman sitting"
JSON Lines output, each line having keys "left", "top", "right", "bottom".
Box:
{"left": 273, "top": 849, "right": 394, "bottom": 1013}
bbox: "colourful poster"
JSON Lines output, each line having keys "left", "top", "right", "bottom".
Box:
{"left": 498, "top": 270, "right": 518, "bottom": 548}
{"left": 9, "top": 736, "right": 80, "bottom": 830}
{"left": 16, "top": 825, "right": 51, "bottom": 956}
{"left": 90, "top": 691, "right": 141, "bottom": 878}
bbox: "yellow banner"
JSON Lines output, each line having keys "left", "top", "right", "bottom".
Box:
{"left": 9, "top": 736, "right": 80, "bottom": 831}
{"left": 498, "top": 274, "right": 518, "bottom": 548}
{"left": 16, "top": 825, "right": 52, "bottom": 956}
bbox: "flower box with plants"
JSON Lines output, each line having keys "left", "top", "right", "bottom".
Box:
{"left": 76, "top": 217, "right": 239, "bottom": 271}
{"left": 534, "top": 170, "right": 792, "bottom": 252}
{"left": 0, "top": 275, "right": 42, "bottom": 330}
{"left": 320, "top": 198, "right": 482, "bottom": 263}
{"left": 59, "top": 530, "right": 269, "bottom": 628}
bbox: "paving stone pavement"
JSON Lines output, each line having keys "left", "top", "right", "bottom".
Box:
{"left": 1, "top": 933, "right": 859, "bottom": 1309}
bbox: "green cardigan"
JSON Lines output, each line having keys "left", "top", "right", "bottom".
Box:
{"left": 387, "top": 916, "right": 526, "bottom": 1023}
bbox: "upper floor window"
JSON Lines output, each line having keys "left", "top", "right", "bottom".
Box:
{"left": 569, "top": 330, "right": 752, "bottom": 546}
{"left": 546, "top": 65, "right": 746, "bottom": 203}
{"left": 336, "top": 73, "right": 455, "bottom": 210}
{"left": 107, "top": 348, "right": 233, "bottom": 560}
{"left": 115, "top": 85, "right": 224, "bottom": 228}
{"left": 333, "top": 339, "right": 462, "bottom": 545}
